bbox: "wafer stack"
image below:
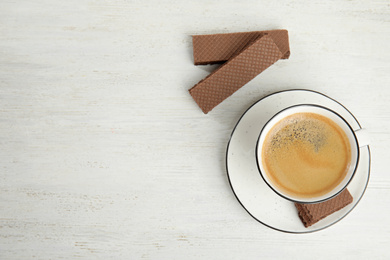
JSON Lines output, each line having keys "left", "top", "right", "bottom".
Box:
{"left": 189, "top": 35, "right": 282, "bottom": 114}
{"left": 189, "top": 30, "right": 290, "bottom": 114}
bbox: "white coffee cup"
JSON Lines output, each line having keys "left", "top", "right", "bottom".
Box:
{"left": 255, "top": 104, "right": 368, "bottom": 204}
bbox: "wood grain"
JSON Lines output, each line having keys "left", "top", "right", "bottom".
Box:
{"left": 1, "top": 0, "right": 389, "bottom": 259}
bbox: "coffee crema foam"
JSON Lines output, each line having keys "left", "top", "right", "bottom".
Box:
{"left": 261, "top": 112, "right": 351, "bottom": 198}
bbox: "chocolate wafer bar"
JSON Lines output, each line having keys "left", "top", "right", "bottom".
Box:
{"left": 192, "top": 29, "right": 290, "bottom": 65}
{"left": 189, "top": 35, "right": 282, "bottom": 114}
{"left": 295, "top": 189, "right": 353, "bottom": 228}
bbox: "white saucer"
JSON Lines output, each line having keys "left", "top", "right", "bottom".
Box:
{"left": 226, "top": 89, "right": 371, "bottom": 233}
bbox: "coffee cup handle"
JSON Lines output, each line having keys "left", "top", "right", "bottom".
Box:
{"left": 354, "top": 128, "right": 370, "bottom": 147}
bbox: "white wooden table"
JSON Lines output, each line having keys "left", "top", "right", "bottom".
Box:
{"left": 1, "top": 1, "right": 389, "bottom": 259}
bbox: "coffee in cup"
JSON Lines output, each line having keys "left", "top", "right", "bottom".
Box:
{"left": 256, "top": 105, "right": 360, "bottom": 203}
